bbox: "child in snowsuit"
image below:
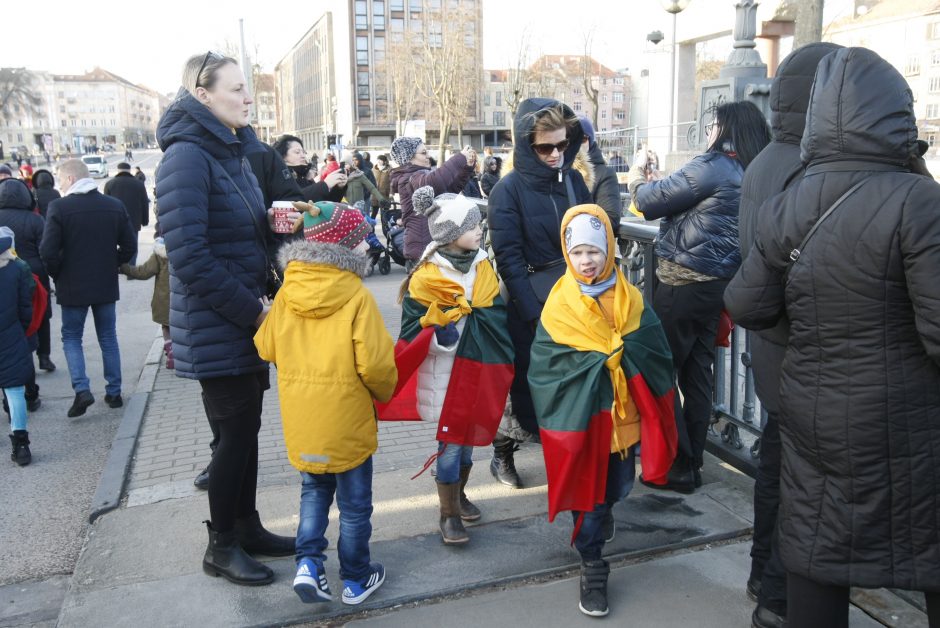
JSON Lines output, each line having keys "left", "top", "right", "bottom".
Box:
{"left": 379, "top": 186, "right": 514, "bottom": 545}
{"left": 254, "top": 200, "right": 397, "bottom": 607}
{"left": 0, "top": 226, "right": 36, "bottom": 465}
{"left": 528, "top": 205, "right": 676, "bottom": 617}
{"left": 120, "top": 229, "right": 172, "bottom": 368}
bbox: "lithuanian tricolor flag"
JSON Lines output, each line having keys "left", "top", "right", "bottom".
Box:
{"left": 529, "top": 205, "right": 677, "bottom": 522}
{"left": 376, "top": 254, "right": 514, "bottom": 447}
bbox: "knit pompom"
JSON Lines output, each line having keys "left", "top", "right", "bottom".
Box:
{"left": 412, "top": 185, "right": 436, "bottom": 216}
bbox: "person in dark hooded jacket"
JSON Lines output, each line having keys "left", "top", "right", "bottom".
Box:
{"left": 31, "top": 169, "right": 60, "bottom": 218}
{"left": 724, "top": 47, "right": 940, "bottom": 628}
{"left": 577, "top": 115, "right": 621, "bottom": 236}
{"left": 487, "top": 98, "right": 591, "bottom": 488}
{"left": 480, "top": 156, "right": 501, "bottom": 197}
{"left": 629, "top": 100, "right": 770, "bottom": 495}
{"left": 733, "top": 42, "right": 842, "bottom": 628}
{"left": 155, "top": 51, "right": 294, "bottom": 588}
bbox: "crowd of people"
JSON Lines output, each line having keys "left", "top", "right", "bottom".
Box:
{"left": 4, "top": 41, "right": 938, "bottom": 626}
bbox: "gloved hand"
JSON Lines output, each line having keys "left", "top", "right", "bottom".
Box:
{"left": 434, "top": 322, "right": 459, "bottom": 347}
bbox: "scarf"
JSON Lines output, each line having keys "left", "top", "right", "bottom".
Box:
{"left": 578, "top": 273, "right": 617, "bottom": 298}
{"left": 435, "top": 247, "right": 478, "bottom": 274}
{"left": 64, "top": 178, "right": 99, "bottom": 196}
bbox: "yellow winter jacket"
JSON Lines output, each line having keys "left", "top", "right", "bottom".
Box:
{"left": 254, "top": 240, "right": 398, "bottom": 474}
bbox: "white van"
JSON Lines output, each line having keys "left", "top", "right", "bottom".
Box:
{"left": 81, "top": 155, "right": 109, "bottom": 178}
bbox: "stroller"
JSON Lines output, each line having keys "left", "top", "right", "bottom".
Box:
{"left": 360, "top": 200, "right": 407, "bottom": 276}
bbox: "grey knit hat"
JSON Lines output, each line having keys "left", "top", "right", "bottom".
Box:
{"left": 413, "top": 186, "right": 482, "bottom": 245}
{"left": 390, "top": 136, "right": 423, "bottom": 166}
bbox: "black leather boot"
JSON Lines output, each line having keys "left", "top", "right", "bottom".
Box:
{"left": 10, "top": 431, "right": 31, "bottom": 466}
{"left": 436, "top": 481, "right": 469, "bottom": 544}
{"left": 490, "top": 435, "right": 523, "bottom": 488}
{"left": 38, "top": 355, "right": 56, "bottom": 372}
{"left": 234, "top": 511, "right": 296, "bottom": 557}
{"left": 458, "top": 464, "right": 481, "bottom": 521}
{"left": 202, "top": 521, "right": 274, "bottom": 586}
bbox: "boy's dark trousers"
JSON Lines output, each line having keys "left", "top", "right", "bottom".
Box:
{"left": 572, "top": 449, "right": 636, "bottom": 561}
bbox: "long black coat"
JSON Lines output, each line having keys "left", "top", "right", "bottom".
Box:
{"left": 0, "top": 178, "right": 46, "bottom": 283}
{"left": 104, "top": 171, "right": 150, "bottom": 231}
{"left": 40, "top": 189, "right": 136, "bottom": 306}
{"left": 724, "top": 47, "right": 940, "bottom": 590}
{"left": 31, "top": 169, "right": 60, "bottom": 218}
{"left": 0, "top": 257, "right": 34, "bottom": 389}
{"left": 735, "top": 42, "right": 842, "bottom": 415}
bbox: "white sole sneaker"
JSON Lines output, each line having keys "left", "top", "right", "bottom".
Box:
{"left": 579, "top": 602, "right": 609, "bottom": 617}
{"left": 342, "top": 567, "right": 386, "bottom": 605}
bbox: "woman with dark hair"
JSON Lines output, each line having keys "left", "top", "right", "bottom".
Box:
{"left": 273, "top": 134, "right": 346, "bottom": 203}
{"left": 31, "top": 169, "right": 60, "bottom": 219}
{"left": 370, "top": 155, "right": 391, "bottom": 219}
{"left": 156, "top": 51, "right": 295, "bottom": 587}
{"left": 487, "top": 98, "right": 592, "bottom": 487}
{"left": 628, "top": 100, "right": 770, "bottom": 494}
{"left": 480, "top": 156, "right": 501, "bottom": 197}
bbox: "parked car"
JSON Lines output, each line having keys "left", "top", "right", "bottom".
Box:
{"left": 81, "top": 155, "right": 109, "bottom": 178}
{"left": 102, "top": 144, "right": 115, "bottom": 153}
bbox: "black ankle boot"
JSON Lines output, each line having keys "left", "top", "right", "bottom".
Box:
{"left": 38, "top": 355, "right": 56, "bottom": 372}
{"left": 10, "top": 431, "right": 31, "bottom": 466}
{"left": 234, "top": 511, "right": 295, "bottom": 557}
{"left": 202, "top": 521, "right": 274, "bottom": 586}
{"left": 490, "top": 435, "right": 523, "bottom": 489}
{"left": 579, "top": 559, "right": 610, "bottom": 617}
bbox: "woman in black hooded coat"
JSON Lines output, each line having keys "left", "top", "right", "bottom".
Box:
{"left": 725, "top": 47, "right": 940, "bottom": 627}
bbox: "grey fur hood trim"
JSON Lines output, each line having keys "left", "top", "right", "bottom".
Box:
{"left": 278, "top": 240, "right": 368, "bottom": 278}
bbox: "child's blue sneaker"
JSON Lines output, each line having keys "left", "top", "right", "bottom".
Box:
{"left": 341, "top": 562, "right": 385, "bottom": 605}
{"left": 293, "top": 557, "right": 331, "bottom": 603}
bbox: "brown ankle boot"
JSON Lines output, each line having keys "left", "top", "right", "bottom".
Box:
{"left": 458, "top": 464, "right": 481, "bottom": 521}
{"left": 436, "top": 481, "right": 469, "bottom": 545}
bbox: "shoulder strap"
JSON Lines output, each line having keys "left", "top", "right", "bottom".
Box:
{"left": 784, "top": 179, "right": 866, "bottom": 282}
{"left": 564, "top": 173, "right": 577, "bottom": 208}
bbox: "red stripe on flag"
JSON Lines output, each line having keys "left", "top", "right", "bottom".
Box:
{"left": 628, "top": 374, "right": 677, "bottom": 485}
{"left": 437, "top": 357, "right": 514, "bottom": 446}
{"left": 540, "top": 411, "right": 613, "bottom": 522}
{"left": 375, "top": 328, "right": 434, "bottom": 421}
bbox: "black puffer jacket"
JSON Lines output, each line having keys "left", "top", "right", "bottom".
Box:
{"left": 0, "top": 178, "right": 46, "bottom": 282}
{"left": 725, "top": 47, "right": 940, "bottom": 590}
{"left": 585, "top": 143, "right": 621, "bottom": 236}
{"left": 488, "top": 97, "right": 591, "bottom": 323}
{"left": 634, "top": 150, "right": 743, "bottom": 279}
{"left": 735, "top": 42, "right": 842, "bottom": 414}
{"left": 31, "top": 169, "right": 60, "bottom": 217}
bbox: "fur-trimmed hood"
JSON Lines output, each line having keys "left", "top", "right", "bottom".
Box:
{"left": 277, "top": 240, "right": 369, "bottom": 319}
{"left": 500, "top": 149, "right": 595, "bottom": 192}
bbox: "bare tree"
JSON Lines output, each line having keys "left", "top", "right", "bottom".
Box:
{"left": 790, "top": 0, "right": 825, "bottom": 47}
{"left": 579, "top": 32, "right": 600, "bottom": 126}
{"left": 384, "top": 32, "right": 420, "bottom": 136}
{"left": 0, "top": 68, "right": 43, "bottom": 123}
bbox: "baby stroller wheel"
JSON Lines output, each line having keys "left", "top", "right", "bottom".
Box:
{"left": 379, "top": 256, "right": 391, "bottom": 275}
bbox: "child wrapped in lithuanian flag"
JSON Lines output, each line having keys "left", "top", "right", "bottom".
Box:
{"left": 377, "top": 186, "right": 514, "bottom": 546}
{"left": 528, "top": 204, "right": 677, "bottom": 618}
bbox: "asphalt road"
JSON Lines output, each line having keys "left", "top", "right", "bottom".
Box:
{"left": 0, "top": 150, "right": 163, "bottom": 586}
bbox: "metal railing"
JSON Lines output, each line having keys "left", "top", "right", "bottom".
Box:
{"left": 618, "top": 218, "right": 763, "bottom": 476}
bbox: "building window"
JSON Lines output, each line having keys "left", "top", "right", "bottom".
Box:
{"left": 359, "top": 105, "right": 371, "bottom": 118}
{"left": 928, "top": 103, "right": 940, "bottom": 118}
{"left": 613, "top": 92, "right": 624, "bottom": 103}
{"left": 357, "top": 36, "right": 369, "bottom": 65}
{"left": 390, "top": 0, "right": 403, "bottom": 8}
{"left": 358, "top": 72, "right": 370, "bottom": 99}
{"left": 494, "top": 111, "right": 505, "bottom": 126}
{"left": 374, "top": 36, "right": 385, "bottom": 62}
{"left": 932, "top": 22, "right": 940, "bottom": 39}
{"left": 906, "top": 55, "right": 921, "bottom": 76}
{"left": 59, "top": 105, "right": 65, "bottom": 113}
{"left": 573, "top": 102, "right": 582, "bottom": 111}
{"left": 429, "top": 21, "right": 442, "bottom": 47}
{"left": 484, "top": 92, "right": 490, "bottom": 106}
{"left": 930, "top": 77, "right": 940, "bottom": 93}
{"left": 928, "top": 132, "right": 937, "bottom": 146}
{"left": 495, "top": 91, "right": 501, "bottom": 106}
{"left": 615, "top": 110, "right": 625, "bottom": 120}
{"left": 601, "top": 93, "right": 607, "bottom": 103}
{"left": 61, "top": 120, "right": 66, "bottom": 127}
{"left": 409, "top": 0, "right": 421, "bottom": 12}
{"left": 601, "top": 110, "right": 607, "bottom": 119}
{"left": 355, "top": 0, "right": 368, "bottom": 28}
{"left": 574, "top": 87, "right": 582, "bottom": 96}
{"left": 374, "top": 0, "right": 386, "bottom": 30}
{"left": 391, "top": 17, "right": 404, "bottom": 31}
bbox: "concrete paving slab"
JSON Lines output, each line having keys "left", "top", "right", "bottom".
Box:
{"left": 0, "top": 576, "right": 69, "bottom": 628}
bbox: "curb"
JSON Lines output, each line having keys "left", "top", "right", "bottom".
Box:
{"left": 88, "top": 336, "right": 163, "bottom": 524}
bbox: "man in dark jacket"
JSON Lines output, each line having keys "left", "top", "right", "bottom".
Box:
{"left": 488, "top": 98, "right": 591, "bottom": 487}
{"left": 104, "top": 162, "right": 149, "bottom": 263}
{"left": 733, "top": 42, "right": 841, "bottom": 628}
{"left": 578, "top": 115, "right": 621, "bottom": 235}
{"left": 725, "top": 47, "right": 940, "bottom": 627}
{"left": 40, "top": 158, "right": 136, "bottom": 417}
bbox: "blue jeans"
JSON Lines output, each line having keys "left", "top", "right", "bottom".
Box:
{"left": 436, "top": 442, "right": 473, "bottom": 484}
{"left": 297, "top": 457, "right": 374, "bottom": 583}
{"left": 61, "top": 303, "right": 122, "bottom": 396}
{"left": 571, "top": 448, "right": 637, "bottom": 561}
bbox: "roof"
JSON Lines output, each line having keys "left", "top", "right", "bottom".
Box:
{"left": 255, "top": 73, "right": 275, "bottom": 92}
{"left": 53, "top": 66, "right": 141, "bottom": 89}
{"left": 530, "top": 54, "right": 621, "bottom": 79}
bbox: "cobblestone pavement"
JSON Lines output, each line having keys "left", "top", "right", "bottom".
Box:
{"left": 126, "top": 263, "right": 451, "bottom": 499}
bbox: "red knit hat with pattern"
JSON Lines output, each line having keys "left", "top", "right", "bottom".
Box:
{"left": 302, "top": 201, "right": 371, "bottom": 248}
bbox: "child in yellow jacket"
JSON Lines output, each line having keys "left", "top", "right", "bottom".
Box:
{"left": 254, "top": 200, "right": 397, "bottom": 608}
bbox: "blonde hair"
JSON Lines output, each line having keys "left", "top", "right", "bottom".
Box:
{"left": 181, "top": 52, "right": 239, "bottom": 95}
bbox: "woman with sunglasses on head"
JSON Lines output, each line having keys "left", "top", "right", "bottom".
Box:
{"left": 487, "top": 98, "right": 592, "bottom": 488}
{"left": 156, "top": 51, "right": 295, "bottom": 587}
{"left": 628, "top": 100, "right": 770, "bottom": 494}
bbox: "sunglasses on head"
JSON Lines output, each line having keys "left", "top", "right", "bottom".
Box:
{"left": 531, "top": 139, "right": 570, "bottom": 156}
{"left": 195, "top": 50, "right": 225, "bottom": 88}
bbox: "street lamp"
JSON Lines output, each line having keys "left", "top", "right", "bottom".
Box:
{"left": 662, "top": 0, "right": 691, "bottom": 153}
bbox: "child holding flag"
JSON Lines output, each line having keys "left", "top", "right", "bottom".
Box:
{"left": 528, "top": 205, "right": 677, "bottom": 617}
{"left": 378, "top": 186, "right": 514, "bottom": 545}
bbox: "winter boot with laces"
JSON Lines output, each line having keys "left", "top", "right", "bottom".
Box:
{"left": 436, "top": 481, "right": 469, "bottom": 544}
{"left": 490, "top": 434, "right": 523, "bottom": 488}
{"left": 458, "top": 464, "right": 481, "bottom": 521}
{"left": 10, "top": 431, "right": 31, "bottom": 466}
{"left": 579, "top": 558, "right": 610, "bottom": 617}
